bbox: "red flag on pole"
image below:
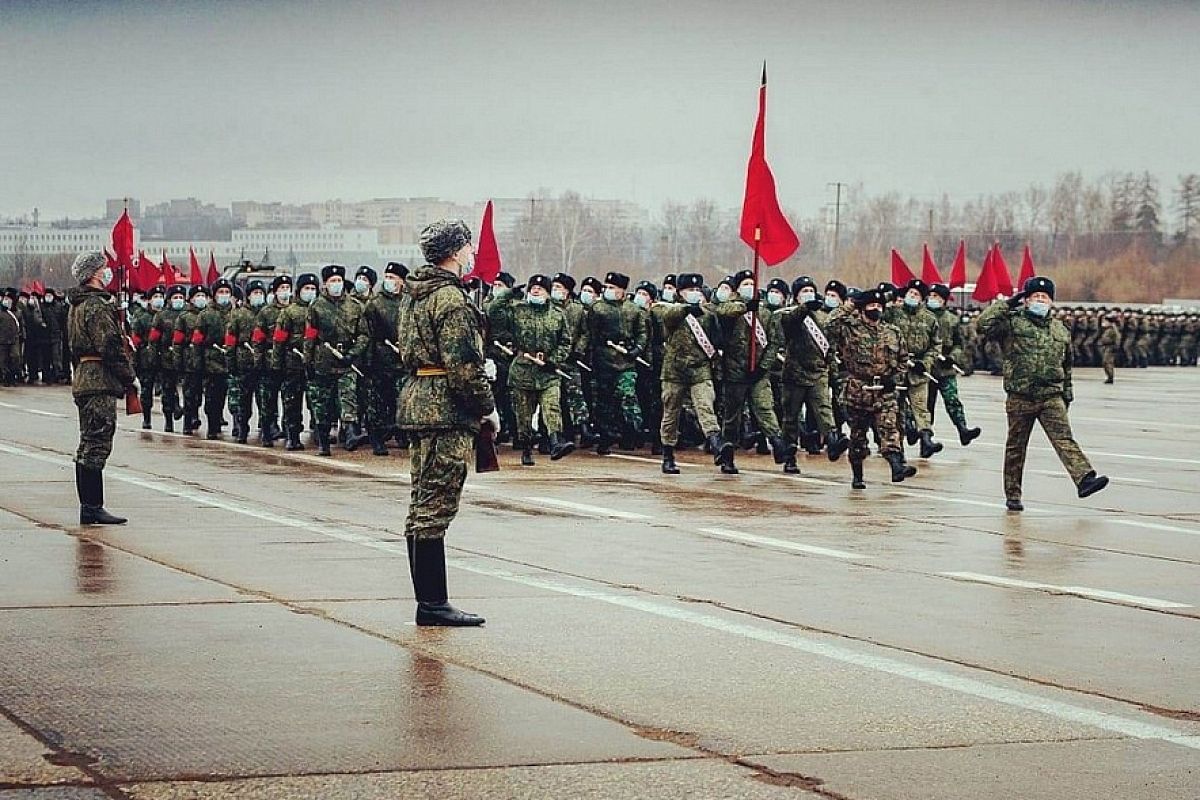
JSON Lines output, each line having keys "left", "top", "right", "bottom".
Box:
{"left": 948, "top": 240, "right": 967, "bottom": 289}
{"left": 188, "top": 248, "right": 202, "bottom": 285}
{"left": 972, "top": 247, "right": 998, "bottom": 303}
{"left": 163, "top": 250, "right": 180, "bottom": 284}
{"left": 991, "top": 242, "right": 1014, "bottom": 297}
{"left": 463, "top": 200, "right": 501, "bottom": 285}
{"left": 920, "top": 243, "right": 943, "bottom": 284}
{"left": 137, "top": 250, "right": 160, "bottom": 288}
{"left": 111, "top": 210, "right": 135, "bottom": 271}
{"left": 206, "top": 251, "right": 220, "bottom": 285}
{"left": 32, "top": 279, "right": 45, "bottom": 295}
{"left": 890, "top": 249, "right": 916, "bottom": 286}
{"left": 1018, "top": 244, "right": 1036, "bottom": 288}
{"left": 739, "top": 64, "right": 799, "bottom": 267}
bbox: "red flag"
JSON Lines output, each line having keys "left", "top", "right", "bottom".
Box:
{"left": 206, "top": 251, "right": 220, "bottom": 285}
{"left": 111, "top": 210, "right": 135, "bottom": 271}
{"left": 188, "top": 248, "right": 202, "bottom": 285}
{"left": 920, "top": 243, "right": 943, "bottom": 284}
{"left": 1018, "top": 244, "right": 1036, "bottom": 288}
{"left": 138, "top": 250, "right": 161, "bottom": 288}
{"left": 739, "top": 64, "right": 799, "bottom": 266}
{"left": 948, "top": 240, "right": 967, "bottom": 289}
{"left": 972, "top": 247, "right": 998, "bottom": 303}
{"left": 464, "top": 200, "right": 502, "bottom": 285}
{"left": 890, "top": 249, "right": 916, "bottom": 287}
{"left": 32, "top": 279, "right": 45, "bottom": 295}
{"left": 991, "top": 242, "right": 1014, "bottom": 297}
{"left": 163, "top": 250, "right": 180, "bottom": 284}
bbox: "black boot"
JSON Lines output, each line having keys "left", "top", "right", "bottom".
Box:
{"left": 345, "top": 421, "right": 367, "bottom": 452}
{"left": 650, "top": 438, "right": 663, "bottom": 456}
{"left": 918, "top": 429, "right": 943, "bottom": 458}
{"left": 369, "top": 428, "right": 389, "bottom": 456}
{"left": 768, "top": 435, "right": 797, "bottom": 465}
{"left": 206, "top": 419, "right": 220, "bottom": 440}
{"left": 77, "top": 464, "right": 127, "bottom": 525}
{"left": 285, "top": 426, "right": 305, "bottom": 451}
{"left": 661, "top": 445, "right": 680, "bottom": 474}
{"left": 549, "top": 432, "right": 575, "bottom": 461}
{"left": 520, "top": 442, "right": 535, "bottom": 466}
{"left": 264, "top": 421, "right": 282, "bottom": 444}
{"left": 801, "top": 430, "right": 822, "bottom": 455}
{"left": 537, "top": 435, "right": 552, "bottom": 456}
{"left": 317, "top": 426, "right": 332, "bottom": 457}
{"left": 884, "top": 452, "right": 915, "bottom": 483}
{"left": 956, "top": 423, "right": 981, "bottom": 446}
{"left": 578, "top": 422, "right": 597, "bottom": 448}
{"left": 783, "top": 456, "right": 800, "bottom": 475}
{"left": 1006, "top": 498, "right": 1024, "bottom": 512}
{"left": 1076, "top": 470, "right": 1109, "bottom": 498}
{"left": 163, "top": 415, "right": 174, "bottom": 434}
{"left": 141, "top": 407, "right": 152, "bottom": 430}
{"left": 393, "top": 428, "right": 410, "bottom": 450}
{"left": 755, "top": 433, "right": 771, "bottom": 456}
{"left": 235, "top": 418, "right": 249, "bottom": 444}
{"left": 720, "top": 451, "right": 740, "bottom": 474}
{"left": 410, "top": 538, "right": 484, "bottom": 627}
{"left": 850, "top": 458, "right": 866, "bottom": 489}
{"left": 826, "top": 431, "right": 850, "bottom": 462}
{"left": 904, "top": 418, "right": 920, "bottom": 446}
{"left": 595, "top": 432, "right": 613, "bottom": 456}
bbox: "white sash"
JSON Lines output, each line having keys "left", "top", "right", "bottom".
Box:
{"left": 744, "top": 312, "right": 768, "bottom": 348}
{"left": 685, "top": 313, "right": 717, "bottom": 358}
{"left": 803, "top": 314, "right": 830, "bottom": 357}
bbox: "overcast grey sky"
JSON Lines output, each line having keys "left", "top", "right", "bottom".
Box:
{"left": 1, "top": 0, "right": 1195, "bottom": 221}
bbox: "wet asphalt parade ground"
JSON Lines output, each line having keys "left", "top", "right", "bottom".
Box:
{"left": 0, "top": 368, "right": 1197, "bottom": 799}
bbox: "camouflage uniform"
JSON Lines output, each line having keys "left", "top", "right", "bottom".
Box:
{"left": 484, "top": 289, "right": 520, "bottom": 440}
{"left": 42, "top": 294, "right": 66, "bottom": 381}
{"left": 776, "top": 304, "right": 837, "bottom": 448}
{"left": 270, "top": 287, "right": 314, "bottom": 447}
{"left": 886, "top": 300, "right": 941, "bottom": 436}
{"left": 196, "top": 299, "right": 231, "bottom": 438}
{"left": 67, "top": 285, "right": 135, "bottom": 470}
{"left": 508, "top": 298, "right": 570, "bottom": 444}
{"left": 826, "top": 306, "right": 908, "bottom": 466}
{"left": 172, "top": 297, "right": 206, "bottom": 433}
{"left": 362, "top": 282, "right": 405, "bottom": 446}
{"left": 716, "top": 298, "right": 785, "bottom": 445}
{"left": 254, "top": 295, "right": 288, "bottom": 443}
{"left": 586, "top": 294, "right": 649, "bottom": 449}
{"left": 552, "top": 293, "right": 591, "bottom": 434}
{"left": 977, "top": 299, "right": 1094, "bottom": 502}
{"left": 150, "top": 293, "right": 184, "bottom": 430}
{"left": 226, "top": 298, "right": 261, "bottom": 441}
{"left": 396, "top": 264, "right": 495, "bottom": 540}
{"left": 304, "top": 285, "right": 367, "bottom": 449}
{"left": 657, "top": 301, "right": 723, "bottom": 446}
{"left": 338, "top": 291, "right": 368, "bottom": 430}
{"left": 1098, "top": 318, "right": 1121, "bottom": 383}
{"left": 128, "top": 300, "right": 157, "bottom": 427}
{"left": 928, "top": 303, "right": 974, "bottom": 435}
{"left": 637, "top": 299, "right": 666, "bottom": 448}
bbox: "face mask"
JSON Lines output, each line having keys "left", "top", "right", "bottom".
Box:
{"left": 660, "top": 287, "right": 676, "bottom": 303}
{"left": 683, "top": 289, "right": 703, "bottom": 305}
{"left": 44, "top": 297, "right": 55, "bottom": 305}
{"left": 216, "top": 293, "right": 232, "bottom": 307}
{"left": 904, "top": 296, "right": 920, "bottom": 308}
{"left": 327, "top": 280, "right": 344, "bottom": 297}
{"left": 551, "top": 288, "right": 567, "bottom": 302}
{"left": 529, "top": 294, "right": 547, "bottom": 306}
{"left": 170, "top": 298, "right": 185, "bottom": 311}
{"left": 300, "top": 288, "right": 317, "bottom": 304}
{"left": 633, "top": 294, "right": 649, "bottom": 309}
{"left": 767, "top": 291, "right": 785, "bottom": 308}
{"left": 825, "top": 295, "right": 840, "bottom": 309}
{"left": 100, "top": 267, "right": 114, "bottom": 286}
{"left": 276, "top": 289, "right": 292, "bottom": 304}
{"left": 193, "top": 296, "right": 209, "bottom": 310}
{"left": 151, "top": 297, "right": 165, "bottom": 311}
{"left": 1028, "top": 301, "right": 1051, "bottom": 317}
{"left": 799, "top": 291, "right": 816, "bottom": 305}
{"left": 1, "top": 299, "right": 10, "bottom": 310}
{"left": 864, "top": 308, "right": 883, "bottom": 322}
{"left": 927, "top": 298, "right": 943, "bottom": 310}
{"left": 961, "top": 315, "right": 971, "bottom": 324}
{"left": 603, "top": 288, "right": 619, "bottom": 302}
{"left": 382, "top": 278, "right": 399, "bottom": 294}
{"left": 738, "top": 285, "right": 755, "bottom": 301}
{"left": 580, "top": 290, "right": 596, "bottom": 306}
{"left": 249, "top": 293, "right": 265, "bottom": 308}
{"left": 355, "top": 278, "right": 371, "bottom": 294}
{"left": 715, "top": 287, "right": 732, "bottom": 303}
{"left": 493, "top": 286, "right": 510, "bottom": 300}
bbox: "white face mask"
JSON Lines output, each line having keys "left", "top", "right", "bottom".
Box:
{"left": 660, "top": 287, "right": 676, "bottom": 303}
{"left": 738, "top": 285, "right": 755, "bottom": 301}
{"left": 150, "top": 297, "right": 165, "bottom": 311}
{"left": 100, "top": 267, "right": 114, "bottom": 286}
{"left": 249, "top": 293, "right": 266, "bottom": 308}
{"left": 216, "top": 293, "right": 232, "bottom": 306}
{"left": 382, "top": 278, "right": 399, "bottom": 294}
{"left": 633, "top": 294, "right": 649, "bottom": 309}
{"left": 683, "top": 289, "right": 703, "bottom": 305}
{"left": 715, "top": 287, "right": 732, "bottom": 303}
{"left": 799, "top": 291, "right": 817, "bottom": 304}
{"left": 904, "top": 295, "right": 921, "bottom": 307}
{"left": 580, "top": 289, "right": 596, "bottom": 306}
{"left": 355, "top": 278, "right": 371, "bottom": 294}
{"left": 192, "top": 295, "right": 209, "bottom": 310}
{"left": 170, "top": 297, "right": 185, "bottom": 311}
{"left": 456, "top": 249, "right": 475, "bottom": 274}
{"left": 529, "top": 293, "right": 547, "bottom": 306}
{"left": 825, "top": 294, "right": 840, "bottom": 309}
{"left": 1, "top": 299, "right": 11, "bottom": 309}
{"left": 767, "top": 291, "right": 785, "bottom": 308}
{"left": 551, "top": 288, "right": 567, "bottom": 302}
{"left": 327, "top": 279, "right": 344, "bottom": 297}
{"left": 276, "top": 289, "right": 292, "bottom": 304}
{"left": 927, "top": 297, "right": 943, "bottom": 310}
{"left": 603, "top": 288, "right": 619, "bottom": 302}
{"left": 299, "top": 288, "right": 317, "bottom": 304}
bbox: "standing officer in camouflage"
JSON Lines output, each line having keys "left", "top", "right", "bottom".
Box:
{"left": 508, "top": 274, "right": 574, "bottom": 465}
{"left": 977, "top": 276, "right": 1108, "bottom": 511}
{"left": 254, "top": 276, "right": 292, "bottom": 446}
{"left": 151, "top": 285, "right": 186, "bottom": 432}
{"left": 304, "top": 265, "right": 367, "bottom": 457}
{"left": 396, "top": 219, "right": 495, "bottom": 627}
{"left": 227, "top": 280, "right": 266, "bottom": 443}
{"left": 586, "top": 271, "right": 649, "bottom": 455}
{"left": 1098, "top": 312, "right": 1121, "bottom": 384}
{"left": 173, "top": 285, "right": 209, "bottom": 435}
{"left": 362, "top": 262, "right": 407, "bottom": 456}
{"left": 926, "top": 283, "right": 981, "bottom": 446}
{"left": 271, "top": 274, "right": 317, "bottom": 451}
{"left": 67, "top": 251, "right": 135, "bottom": 525}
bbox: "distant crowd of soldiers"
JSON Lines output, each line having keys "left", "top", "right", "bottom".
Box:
{"left": 1, "top": 276, "right": 1195, "bottom": 477}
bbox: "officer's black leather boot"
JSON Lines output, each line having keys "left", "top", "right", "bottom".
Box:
{"left": 410, "top": 538, "right": 484, "bottom": 627}
{"left": 956, "top": 423, "right": 981, "bottom": 446}
{"left": 78, "top": 465, "right": 127, "bottom": 525}
{"left": 661, "top": 445, "right": 680, "bottom": 475}
{"left": 769, "top": 435, "right": 797, "bottom": 465}
{"left": 850, "top": 457, "right": 866, "bottom": 489}
{"left": 918, "top": 429, "right": 943, "bottom": 458}
{"left": 884, "top": 452, "right": 913, "bottom": 483}
{"left": 549, "top": 432, "right": 575, "bottom": 461}
{"left": 826, "top": 431, "right": 850, "bottom": 462}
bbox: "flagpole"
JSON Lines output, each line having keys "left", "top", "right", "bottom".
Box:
{"left": 748, "top": 225, "right": 762, "bottom": 371}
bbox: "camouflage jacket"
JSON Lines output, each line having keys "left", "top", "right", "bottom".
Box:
{"left": 716, "top": 301, "right": 781, "bottom": 382}
{"left": 253, "top": 302, "right": 286, "bottom": 371}
{"left": 172, "top": 306, "right": 204, "bottom": 374}
{"left": 484, "top": 292, "right": 520, "bottom": 362}
{"left": 552, "top": 297, "right": 591, "bottom": 367}
{"left": 826, "top": 307, "right": 908, "bottom": 410}
{"left": 151, "top": 307, "right": 182, "bottom": 372}
{"left": 42, "top": 298, "right": 65, "bottom": 342}
{"left": 886, "top": 303, "right": 941, "bottom": 376}
{"left": 225, "top": 304, "right": 258, "bottom": 374}
{"left": 304, "top": 291, "right": 367, "bottom": 377}
{"left": 396, "top": 265, "right": 495, "bottom": 431}
{"left": 977, "top": 300, "right": 1074, "bottom": 402}
{"left": 196, "top": 304, "right": 231, "bottom": 376}
{"left": 776, "top": 305, "right": 831, "bottom": 385}
{"left": 129, "top": 304, "right": 156, "bottom": 373}
{"left": 66, "top": 285, "right": 134, "bottom": 399}
{"left": 270, "top": 299, "right": 311, "bottom": 374}
{"left": 508, "top": 301, "right": 571, "bottom": 391}
{"left": 587, "top": 297, "right": 650, "bottom": 373}
{"left": 659, "top": 302, "right": 723, "bottom": 385}
{"left": 646, "top": 303, "right": 668, "bottom": 367}
{"left": 929, "top": 306, "right": 964, "bottom": 379}
{"left": 363, "top": 290, "right": 403, "bottom": 374}
{"left": 20, "top": 301, "right": 46, "bottom": 343}
{"left": 1098, "top": 324, "right": 1121, "bottom": 351}
{"left": 0, "top": 307, "right": 18, "bottom": 346}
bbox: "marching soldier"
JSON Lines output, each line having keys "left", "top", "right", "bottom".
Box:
{"left": 129, "top": 285, "right": 163, "bottom": 430}
{"left": 634, "top": 280, "right": 664, "bottom": 453}
{"left": 42, "top": 289, "right": 67, "bottom": 383}
{"left": 396, "top": 219, "right": 495, "bottom": 627}
{"left": 151, "top": 285, "right": 186, "bottom": 432}
{"left": 173, "top": 285, "right": 209, "bottom": 435}
{"left": 67, "top": 251, "right": 135, "bottom": 525}
{"left": 0, "top": 289, "right": 20, "bottom": 385}
{"left": 550, "top": 272, "right": 593, "bottom": 446}
{"left": 927, "top": 283, "right": 981, "bottom": 446}
{"left": 362, "top": 262, "right": 407, "bottom": 456}
{"left": 271, "top": 274, "right": 318, "bottom": 451}
{"left": 1098, "top": 312, "right": 1121, "bottom": 384}
{"left": 338, "top": 265, "right": 376, "bottom": 449}
{"left": 586, "top": 271, "right": 649, "bottom": 455}
{"left": 484, "top": 272, "right": 519, "bottom": 444}
{"left": 196, "top": 279, "right": 234, "bottom": 440}
{"left": 304, "top": 265, "right": 367, "bottom": 457}
{"left": 977, "top": 276, "right": 1108, "bottom": 511}
{"left": 508, "top": 274, "right": 574, "bottom": 465}
{"left": 887, "top": 279, "right": 944, "bottom": 458}
{"left": 254, "top": 276, "right": 292, "bottom": 446}
{"left": 227, "top": 280, "right": 266, "bottom": 444}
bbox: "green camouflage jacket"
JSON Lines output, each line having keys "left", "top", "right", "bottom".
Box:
{"left": 363, "top": 289, "right": 403, "bottom": 374}
{"left": 484, "top": 292, "right": 519, "bottom": 362}
{"left": 716, "top": 301, "right": 780, "bottom": 382}
{"left": 508, "top": 301, "right": 570, "bottom": 391}
{"left": 66, "top": 285, "right": 134, "bottom": 399}
{"left": 196, "top": 304, "right": 231, "bottom": 376}
{"left": 929, "top": 306, "right": 964, "bottom": 379}
{"left": 977, "top": 300, "right": 1074, "bottom": 402}
{"left": 253, "top": 302, "right": 286, "bottom": 371}
{"left": 270, "top": 299, "right": 311, "bottom": 374}
{"left": 1098, "top": 324, "right": 1121, "bottom": 351}
{"left": 659, "top": 302, "right": 723, "bottom": 385}
{"left": 396, "top": 265, "right": 495, "bottom": 431}
{"left": 172, "top": 306, "right": 204, "bottom": 374}
{"left": 129, "top": 304, "right": 156, "bottom": 373}
{"left": 552, "top": 297, "right": 591, "bottom": 367}
{"left": 225, "top": 304, "right": 258, "bottom": 375}
{"left": 826, "top": 307, "right": 908, "bottom": 410}
{"left": 587, "top": 297, "right": 650, "bottom": 373}
{"left": 304, "top": 291, "right": 367, "bottom": 377}
{"left": 151, "top": 307, "right": 182, "bottom": 373}
{"left": 886, "top": 303, "right": 941, "bottom": 375}
{"left": 776, "top": 305, "right": 832, "bottom": 385}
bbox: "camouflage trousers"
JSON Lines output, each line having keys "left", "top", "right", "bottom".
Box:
{"left": 660, "top": 380, "right": 718, "bottom": 446}
{"left": 203, "top": 374, "right": 228, "bottom": 428}
{"left": 365, "top": 371, "right": 402, "bottom": 433}
{"left": 926, "top": 375, "right": 968, "bottom": 428}
{"left": 280, "top": 371, "right": 306, "bottom": 431}
{"left": 906, "top": 373, "right": 933, "bottom": 431}
{"left": 405, "top": 429, "right": 473, "bottom": 540}
{"left": 1101, "top": 348, "right": 1117, "bottom": 381}
{"left": 1003, "top": 394, "right": 1092, "bottom": 501}
{"left": 181, "top": 371, "right": 204, "bottom": 422}
{"left": 558, "top": 365, "right": 590, "bottom": 430}
{"left": 307, "top": 373, "right": 339, "bottom": 428}
{"left": 234, "top": 370, "right": 261, "bottom": 432}
{"left": 492, "top": 358, "right": 516, "bottom": 436}
{"left": 74, "top": 393, "right": 116, "bottom": 470}
{"left": 258, "top": 370, "right": 282, "bottom": 430}
{"left": 846, "top": 395, "right": 901, "bottom": 461}
{"left": 781, "top": 378, "right": 834, "bottom": 443}
{"left": 636, "top": 367, "right": 662, "bottom": 441}
{"left": 512, "top": 382, "right": 563, "bottom": 438}
{"left": 721, "top": 375, "right": 782, "bottom": 443}
{"left": 595, "top": 368, "right": 642, "bottom": 439}
{"left": 337, "top": 369, "right": 359, "bottom": 423}
{"left": 227, "top": 373, "right": 243, "bottom": 427}
{"left": 158, "top": 370, "right": 180, "bottom": 420}
{"left": 137, "top": 367, "right": 158, "bottom": 417}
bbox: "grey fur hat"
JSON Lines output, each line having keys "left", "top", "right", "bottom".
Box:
{"left": 71, "top": 250, "right": 108, "bottom": 284}
{"left": 419, "top": 219, "right": 472, "bottom": 265}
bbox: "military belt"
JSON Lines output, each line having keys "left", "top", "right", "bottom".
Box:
{"left": 416, "top": 366, "right": 448, "bottom": 377}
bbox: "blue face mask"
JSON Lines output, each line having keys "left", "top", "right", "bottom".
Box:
{"left": 927, "top": 298, "right": 943, "bottom": 310}
{"left": 904, "top": 296, "right": 920, "bottom": 308}
{"left": 715, "top": 287, "right": 732, "bottom": 303}
{"left": 216, "top": 293, "right": 232, "bottom": 307}
{"left": 327, "top": 280, "right": 344, "bottom": 297}
{"left": 580, "top": 291, "right": 595, "bottom": 306}
{"left": 632, "top": 294, "right": 649, "bottom": 309}
{"left": 249, "top": 294, "right": 266, "bottom": 308}
{"left": 192, "top": 296, "right": 209, "bottom": 310}
{"left": 171, "top": 298, "right": 185, "bottom": 311}
{"left": 529, "top": 294, "right": 547, "bottom": 306}
{"left": 1028, "top": 301, "right": 1051, "bottom": 318}
{"left": 825, "top": 295, "right": 840, "bottom": 309}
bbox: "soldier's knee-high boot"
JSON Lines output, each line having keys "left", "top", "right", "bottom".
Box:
{"left": 284, "top": 426, "right": 304, "bottom": 451}
{"left": 769, "top": 435, "right": 797, "bottom": 466}
{"left": 850, "top": 457, "right": 866, "bottom": 489}
{"left": 549, "top": 432, "right": 575, "bottom": 461}
{"left": 661, "top": 444, "right": 680, "bottom": 474}
{"left": 707, "top": 432, "right": 734, "bottom": 471}
{"left": 884, "top": 451, "right": 916, "bottom": 483}
{"left": 316, "top": 426, "right": 332, "bottom": 457}
{"left": 520, "top": 436, "right": 535, "bottom": 467}
{"left": 141, "top": 406, "right": 152, "bottom": 430}
{"left": 409, "top": 537, "right": 484, "bottom": 627}
{"left": 956, "top": 422, "right": 981, "bottom": 446}
{"left": 826, "top": 430, "right": 850, "bottom": 462}
{"left": 368, "top": 427, "right": 389, "bottom": 456}
{"left": 77, "top": 463, "right": 126, "bottom": 525}
{"left": 918, "top": 429, "right": 943, "bottom": 458}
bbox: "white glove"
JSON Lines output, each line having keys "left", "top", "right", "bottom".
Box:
{"left": 483, "top": 409, "right": 501, "bottom": 432}
{"left": 483, "top": 358, "right": 497, "bottom": 380}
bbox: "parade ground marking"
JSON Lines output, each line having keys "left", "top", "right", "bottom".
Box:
{"left": 697, "top": 527, "right": 868, "bottom": 561}
{"left": 1108, "top": 519, "right": 1200, "bottom": 537}
{"left": 940, "top": 571, "right": 1192, "bottom": 610}
{"left": 974, "top": 440, "right": 1200, "bottom": 467}
{"left": 0, "top": 400, "right": 67, "bottom": 418}
{"left": 2, "top": 439, "right": 1198, "bottom": 753}
{"left": 533, "top": 497, "right": 653, "bottom": 521}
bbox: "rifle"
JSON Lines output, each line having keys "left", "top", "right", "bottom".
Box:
{"left": 323, "top": 341, "right": 365, "bottom": 377}
{"left": 521, "top": 351, "right": 571, "bottom": 379}
{"left": 607, "top": 339, "right": 652, "bottom": 368}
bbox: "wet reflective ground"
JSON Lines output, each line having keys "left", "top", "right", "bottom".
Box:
{"left": 1, "top": 369, "right": 1197, "bottom": 799}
